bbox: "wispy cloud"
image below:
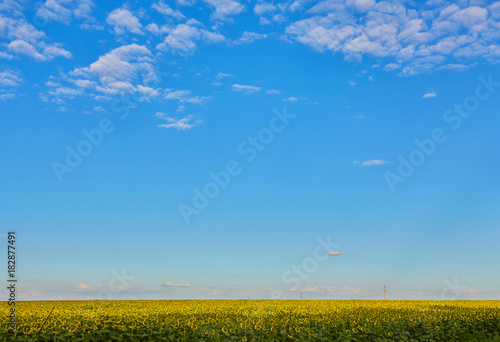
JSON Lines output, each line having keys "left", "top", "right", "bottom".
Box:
{"left": 164, "top": 89, "right": 211, "bottom": 104}
{"left": 266, "top": 89, "right": 281, "bottom": 95}
{"left": 233, "top": 31, "right": 267, "bottom": 45}
{"left": 160, "top": 282, "right": 190, "bottom": 288}
{"left": 355, "top": 160, "right": 389, "bottom": 167}
{"left": 152, "top": 1, "right": 185, "bottom": 20}
{"left": 232, "top": 84, "right": 262, "bottom": 94}
{"left": 423, "top": 92, "right": 437, "bottom": 98}
{"left": 156, "top": 23, "right": 227, "bottom": 55}
{"left": 283, "top": 96, "right": 299, "bottom": 102}
{"left": 291, "top": 285, "right": 360, "bottom": 295}
{"left": 0, "top": 93, "right": 15, "bottom": 100}
{"left": 201, "top": 286, "right": 219, "bottom": 295}
{"left": 214, "top": 72, "right": 235, "bottom": 80}
{"left": 155, "top": 112, "right": 202, "bottom": 130}
{"left": 0, "top": 69, "right": 22, "bottom": 87}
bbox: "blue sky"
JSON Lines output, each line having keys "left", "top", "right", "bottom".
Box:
{"left": 1, "top": 0, "right": 500, "bottom": 300}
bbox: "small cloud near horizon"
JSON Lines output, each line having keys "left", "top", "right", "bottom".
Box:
{"left": 423, "top": 92, "right": 437, "bottom": 98}
{"left": 355, "top": 160, "right": 389, "bottom": 167}
{"left": 161, "top": 282, "right": 190, "bottom": 288}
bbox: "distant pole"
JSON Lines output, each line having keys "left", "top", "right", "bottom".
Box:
{"left": 384, "top": 285, "right": 386, "bottom": 300}
{"left": 300, "top": 292, "right": 303, "bottom": 300}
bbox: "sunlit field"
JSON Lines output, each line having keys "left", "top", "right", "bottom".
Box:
{"left": 2, "top": 300, "right": 500, "bottom": 341}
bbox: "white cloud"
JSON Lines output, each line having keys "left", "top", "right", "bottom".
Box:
{"left": 0, "top": 69, "right": 22, "bottom": 87}
{"left": 160, "top": 282, "right": 190, "bottom": 287}
{"left": 384, "top": 63, "right": 401, "bottom": 71}
{"left": 145, "top": 23, "right": 160, "bottom": 35}
{"left": 254, "top": 3, "right": 276, "bottom": 16}
{"left": 294, "top": 285, "right": 335, "bottom": 292}
{"left": 345, "top": 0, "right": 375, "bottom": 13}
{"left": 491, "top": 2, "right": 500, "bottom": 20}
{"left": 156, "top": 112, "right": 202, "bottom": 130}
{"left": 436, "top": 63, "right": 470, "bottom": 72}
{"left": 75, "top": 44, "right": 156, "bottom": 91}
{"left": 152, "top": 1, "right": 185, "bottom": 19}
{"left": 450, "top": 6, "right": 488, "bottom": 28}
{"left": 423, "top": 92, "right": 437, "bottom": 98}
{"left": 291, "top": 285, "right": 360, "bottom": 295}
{"left": 203, "top": 0, "right": 245, "bottom": 22}
{"left": 283, "top": 96, "right": 298, "bottom": 102}
{"left": 232, "top": 84, "right": 262, "bottom": 94}
{"left": 347, "top": 80, "right": 356, "bottom": 86}
{"left": 93, "top": 106, "right": 107, "bottom": 113}
{"left": 7, "top": 39, "right": 72, "bottom": 61}
{"left": 233, "top": 31, "right": 267, "bottom": 44}
{"left": 75, "top": 283, "right": 132, "bottom": 291}
{"left": 266, "top": 89, "right": 281, "bottom": 95}
{"left": 156, "top": 23, "right": 227, "bottom": 55}
{"left": 164, "top": 89, "right": 211, "bottom": 103}
{"left": 214, "top": 72, "right": 235, "bottom": 80}
{"left": 285, "top": 1, "right": 500, "bottom": 75}
{"left": 40, "top": 44, "right": 158, "bottom": 103}
{"left": 8, "top": 40, "right": 42, "bottom": 60}
{"left": 137, "top": 85, "right": 161, "bottom": 101}
{"left": 106, "top": 7, "right": 143, "bottom": 35}
{"left": 176, "top": 0, "right": 196, "bottom": 5}
{"left": 35, "top": 0, "right": 101, "bottom": 29}
{"left": 36, "top": 0, "right": 72, "bottom": 24}
{"left": 0, "top": 93, "right": 15, "bottom": 100}
{"left": 353, "top": 114, "right": 365, "bottom": 119}
{"left": 359, "top": 159, "right": 389, "bottom": 166}
{"left": 0, "top": 0, "right": 23, "bottom": 16}
{"left": 71, "top": 79, "right": 96, "bottom": 88}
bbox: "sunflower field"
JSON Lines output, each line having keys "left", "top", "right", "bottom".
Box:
{"left": 1, "top": 300, "right": 500, "bottom": 341}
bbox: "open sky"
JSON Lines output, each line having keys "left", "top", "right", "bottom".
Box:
{"left": 1, "top": 0, "right": 500, "bottom": 300}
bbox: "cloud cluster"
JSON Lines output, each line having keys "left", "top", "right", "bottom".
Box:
{"left": 39, "top": 44, "right": 159, "bottom": 103}
{"left": 156, "top": 112, "right": 202, "bottom": 130}
{"left": 156, "top": 22, "right": 227, "bottom": 55}
{"left": 0, "top": 68, "right": 22, "bottom": 100}
{"left": 36, "top": 0, "right": 102, "bottom": 29}
{"left": 285, "top": 1, "right": 500, "bottom": 75}
{"left": 0, "top": 11, "right": 73, "bottom": 61}
{"left": 253, "top": 1, "right": 291, "bottom": 25}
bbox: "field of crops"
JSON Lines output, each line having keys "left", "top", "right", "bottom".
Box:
{"left": 1, "top": 300, "right": 500, "bottom": 341}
